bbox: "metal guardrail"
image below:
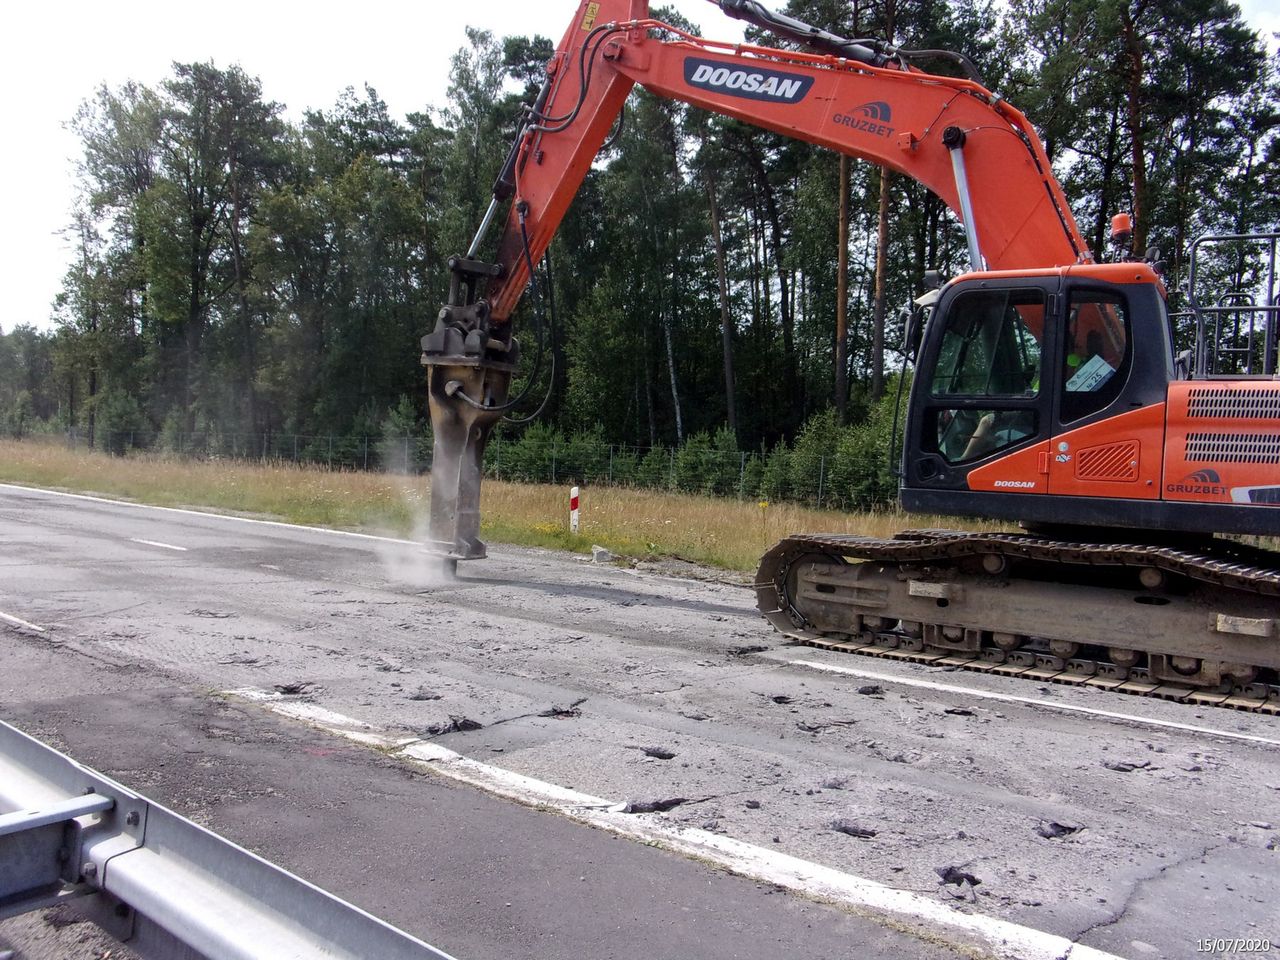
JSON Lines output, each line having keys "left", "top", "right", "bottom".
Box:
{"left": 0, "top": 719, "right": 457, "bottom": 960}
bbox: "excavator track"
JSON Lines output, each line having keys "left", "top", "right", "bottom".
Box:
{"left": 756, "top": 531, "right": 1280, "bottom": 715}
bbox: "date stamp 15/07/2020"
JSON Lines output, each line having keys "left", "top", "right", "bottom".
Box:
{"left": 1196, "top": 939, "right": 1273, "bottom": 955}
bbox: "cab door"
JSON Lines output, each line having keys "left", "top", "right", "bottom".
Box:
{"left": 1046, "top": 284, "right": 1164, "bottom": 500}
{"left": 904, "top": 280, "right": 1056, "bottom": 494}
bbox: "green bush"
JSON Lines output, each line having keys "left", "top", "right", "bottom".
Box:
{"left": 635, "top": 445, "right": 672, "bottom": 490}
{"left": 497, "top": 422, "right": 560, "bottom": 483}
{"left": 827, "top": 374, "right": 910, "bottom": 509}
{"left": 759, "top": 442, "right": 791, "bottom": 501}
{"left": 559, "top": 425, "right": 611, "bottom": 483}
{"left": 379, "top": 395, "right": 430, "bottom": 473}
{"left": 4, "top": 391, "right": 34, "bottom": 439}
{"left": 788, "top": 409, "right": 839, "bottom": 504}
{"left": 93, "top": 390, "right": 147, "bottom": 455}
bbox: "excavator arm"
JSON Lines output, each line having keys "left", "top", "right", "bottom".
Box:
{"left": 421, "top": 0, "right": 1089, "bottom": 563}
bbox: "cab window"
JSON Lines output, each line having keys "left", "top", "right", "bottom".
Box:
{"left": 930, "top": 289, "right": 1044, "bottom": 398}
{"left": 1061, "top": 291, "right": 1131, "bottom": 422}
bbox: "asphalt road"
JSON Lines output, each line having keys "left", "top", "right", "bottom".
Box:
{"left": 1, "top": 482, "right": 1277, "bottom": 960}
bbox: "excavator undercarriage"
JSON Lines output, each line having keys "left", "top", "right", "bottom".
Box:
{"left": 758, "top": 531, "right": 1280, "bottom": 713}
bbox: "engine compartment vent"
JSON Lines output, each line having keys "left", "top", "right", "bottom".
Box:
{"left": 1187, "top": 387, "right": 1280, "bottom": 420}
{"left": 1075, "top": 441, "right": 1139, "bottom": 481}
{"left": 1186, "top": 431, "right": 1280, "bottom": 464}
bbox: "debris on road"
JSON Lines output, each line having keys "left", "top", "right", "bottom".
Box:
{"left": 830, "top": 819, "right": 877, "bottom": 839}
{"left": 591, "top": 545, "right": 613, "bottom": 563}
{"left": 424, "top": 716, "right": 483, "bottom": 736}
{"left": 936, "top": 865, "right": 982, "bottom": 901}
{"left": 1104, "top": 759, "right": 1153, "bottom": 773}
{"left": 856, "top": 685, "right": 884, "bottom": 696}
{"left": 540, "top": 699, "right": 586, "bottom": 719}
{"left": 273, "top": 681, "right": 314, "bottom": 695}
{"left": 409, "top": 687, "right": 443, "bottom": 701}
{"left": 730, "top": 645, "right": 769, "bottom": 656}
{"left": 639, "top": 745, "right": 676, "bottom": 760}
{"left": 613, "top": 797, "right": 690, "bottom": 814}
{"left": 1036, "top": 820, "right": 1083, "bottom": 839}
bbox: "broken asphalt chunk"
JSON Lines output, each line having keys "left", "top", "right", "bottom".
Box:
{"left": 830, "top": 819, "right": 877, "bottom": 839}
{"left": 408, "top": 687, "right": 442, "bottom": 701}
{"left": 1104, "top": 759, "right": 1152, "bottom": 773}
{"left": 616, "top": 798, "right": 689, "bottom": 814}
{"left": 539, "top": 702, "right": 584, "bottom": 719}
{"left": 273, "top": 681, "right": 314, "bottom": 695}
{"left": 935, "top": 865, "right": 982, "bottom": 887}
{"left": 730, "top": 645, "right": 769, "bottom": 656}
{"left": 424, "top": 716, "right": 483, "bottom": 736}
{"left": 1036, "top": 820, "right": 1082, "bottom": 839}
{"left": 641, "top": 746, "right": 676, "bottom": 760}
{"left": 856, "top": 684, "right": 884, "bottom": 696}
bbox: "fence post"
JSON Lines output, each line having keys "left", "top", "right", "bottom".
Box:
{"left": 327, "top": 435, "right": 332, "bottom": 469}
{"left": 608, "top": 446, "right": 614, "bottom": 484}
{"left": 495, "top": 434, "right": 501, "bottom": 480}
{"left": 818, "top": 455, "right": 826, "bottom": 506}
{"left": 551, "top": 440, "right": 557, "bottom": 484}
{"left": 363, "top": 436, "right": 368, "bottom": 470}
{"left": 403, "top": 436, "right": 409, "bottom": 472}
{"left": 293, "top": 435, "right": 298, "bottom": 462}
{"left": 739, "top": 452, "right": 746, "bottom": 498}
{"left": 668, "top": 449, "right": 676, "bottom": 490}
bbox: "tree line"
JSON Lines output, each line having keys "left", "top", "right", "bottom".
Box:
{"left": 2, "top": 0, "right": 1277, "bottom": 469}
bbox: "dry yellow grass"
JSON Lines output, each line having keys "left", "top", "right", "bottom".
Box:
{"left": 0, "top": 437, "right": 1003, "bottom": 572}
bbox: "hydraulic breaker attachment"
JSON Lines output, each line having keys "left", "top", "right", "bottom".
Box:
{"left": 421, "top": 255, "right": 519, "bottom": 565}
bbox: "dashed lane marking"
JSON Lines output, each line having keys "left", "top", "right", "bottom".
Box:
{"left": 128, "top": 537, "right": 188, "bottom": 552}
{"left": 0, "top": 610, "right": 46, "bottom": 633}
{"left": 789, "top": 659, "right": 1280, "bottom": 747}
{"left": 227, "top": 687, "right": 1122, "bottom": 960}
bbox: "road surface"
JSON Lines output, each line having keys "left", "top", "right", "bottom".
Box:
{"left": 1, "top": 482, "right": 1277, "bottom": 960}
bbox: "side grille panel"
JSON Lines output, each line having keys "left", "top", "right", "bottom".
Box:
{"left": 1185, "top": 432, "right": 1280, "bottom": 464}
{"left": 1187, "top": 387, "right": 1280, "bottom": 420}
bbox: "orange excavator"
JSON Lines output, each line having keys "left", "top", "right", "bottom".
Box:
{"left": 422, "top": 0, "right": 1280, "bottom": 712}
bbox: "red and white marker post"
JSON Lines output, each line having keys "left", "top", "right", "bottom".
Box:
{"left": 570, "top": 486, "right": 580, "bottom": 534}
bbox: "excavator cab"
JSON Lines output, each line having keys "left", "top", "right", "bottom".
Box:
{"left": 901, "top": 254, "right": 1280, "bottom": 539}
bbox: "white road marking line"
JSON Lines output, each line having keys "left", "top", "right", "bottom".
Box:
{"left": 128, "top": 537, "right": 188, "bottom": 552}
{"left": 790, "top": 659, "right": 1280, "bottom": 747}
{"left": 0, "top": 483, "right": 417, "bottom": 546}
{"left": 226, "top": 688, "right": 1121, "bottom": 960}
{"left": 0, "top": 610, "right": 46, "bottom": 633}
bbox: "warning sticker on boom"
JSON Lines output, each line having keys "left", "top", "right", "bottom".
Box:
{"left": 581, "top": 2, "right": 600, "bottom": 31}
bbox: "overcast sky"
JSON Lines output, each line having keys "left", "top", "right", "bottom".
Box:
{"left": 2, "top": 0, "right": 1275, "bottom": 335}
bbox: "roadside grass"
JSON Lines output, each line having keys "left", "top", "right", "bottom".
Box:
{"left": 0, "top": 437, "right": 1004, "bottom": 572}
